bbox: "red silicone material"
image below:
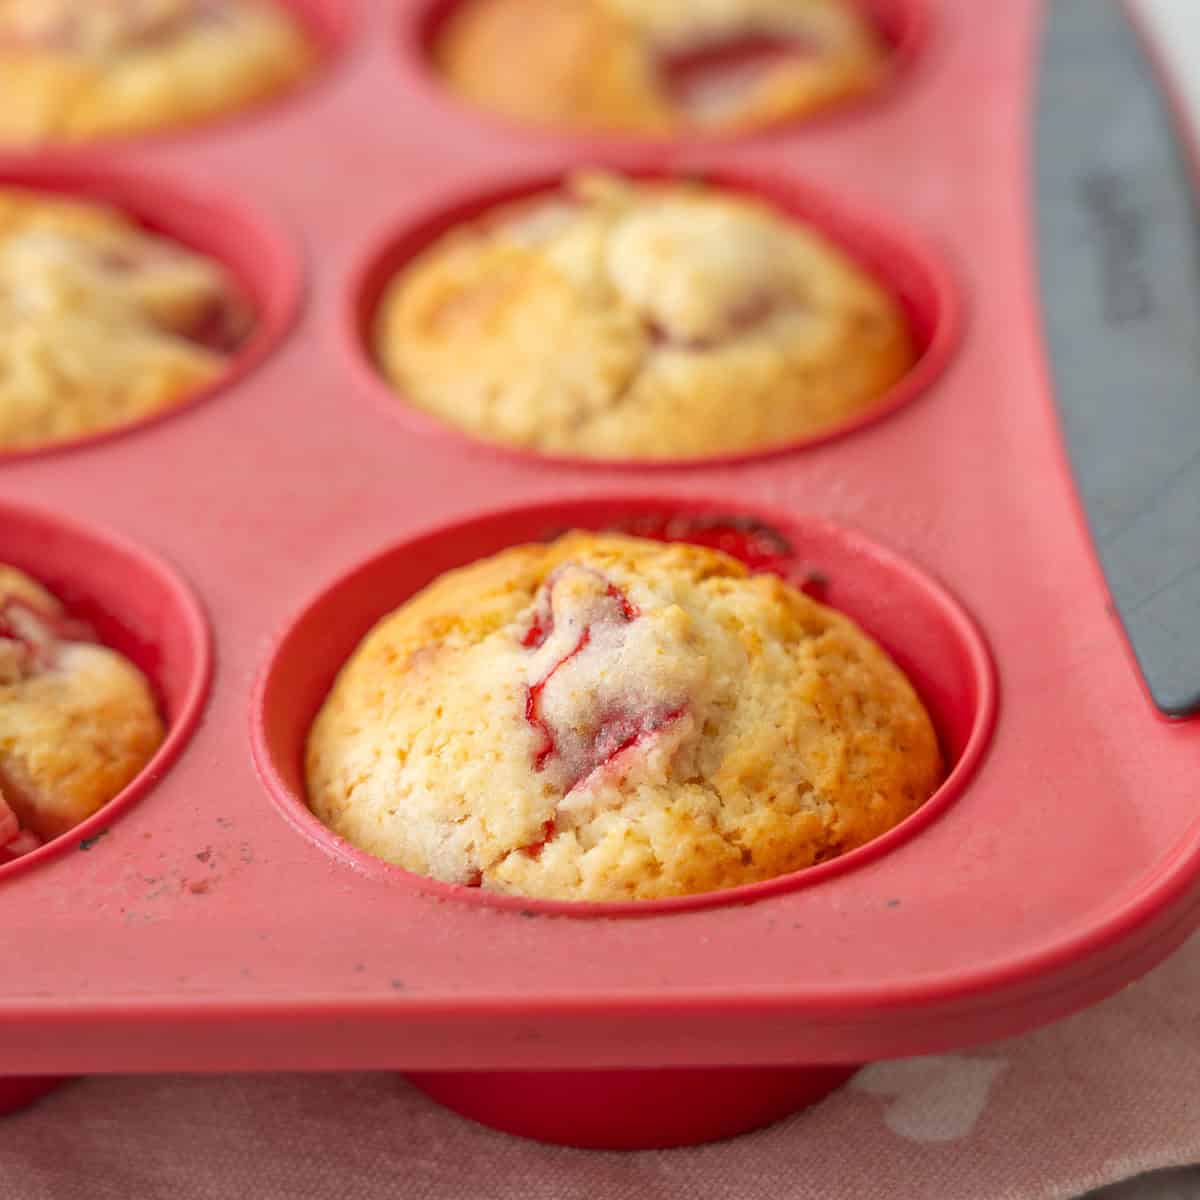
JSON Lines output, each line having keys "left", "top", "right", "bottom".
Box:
{"left": 406, "top": 1064, "right": 861, "bottom": 1149}
{"left": 0, "top": 1078, "right": 64, "bottom": 1117}
{"left": 1, "top": 0, "right": 1199, "bottom": 1148}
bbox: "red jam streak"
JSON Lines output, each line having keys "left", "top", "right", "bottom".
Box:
{"left": 0, "top": 795, "right": 16, "bottom": 847}
{"left": 609, "top": 514, "right": 790, "bottom": 570}
{"left": 525, "top": 627, "right": 591, "bottom": 772}
{"left": 95, "top": 246, "right": 251, "bottom": 357}
{"left": 521, "top": 569, "right": 640, "bottom": 651}
{"left": 0, "top": 0, "right": 232, "bottom": 53}
{"left": 662, "top": 31, "right": 824, "bottom": 113}
{"left": 1, "top": 595, "right": 90, "bottom": 639}
{"left": 0, "top": 597, "right": 105, "bottom": 852}
{"left": 512, "top": 700, "right": 685, "bottom": 868}
{"left": 0, "top": 776, "right": 42, "bottom": 862}
{"left": 0, "top": 597, "right": 84, "bottom": 860}
{"left": 0, "top": 596, "right": 91, "bottom": 673}
{"left": 1, "top": 830, "right": 41, "bottom": 861}
{"left": 605, "top": 582, "right": 639, "bottom": 623}
{"left": 647, "top": 291, "right": 784, "bottom": 353}
{"left": 522, "top": 818, "right": 557, "bottom": 859}
{"left": 521, "top": 612, "right": 550, "bottom": 649}
{"left": 0, "top": 593, "right": 116, "bottom": 863}
{"left": 603, "top": 513, "right": 831, "bottom": 599}
{"left": 179, "top": 295, "right": 251, "bottom": 356}
{"left": 570, "top": 703, "right": 686, "bottom": 798}
{"left": 522, "top": 569, "right": 670, "bottom": 795}
{"left": 520, "top": 569, "right": 557, "bottom": 649}
{"left": 510, "top": 529, "right": 824, "bottom": 873}
{"left": 797, "top": 570, "right": 829, "bottom": 602}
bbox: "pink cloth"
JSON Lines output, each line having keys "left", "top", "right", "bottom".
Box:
{"left": 2, "top": 935, "right": 1200, "bottom": 1199}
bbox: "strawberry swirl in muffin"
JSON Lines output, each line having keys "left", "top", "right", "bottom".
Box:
{"left": 0, "top": 565, "right": 164, "bottom": 861}
{"left": 434, "top": 0, "right": 889, "bottom": 136}
{"left": 305, "top": 532, "right": 942, "bottom": 902}
{"left": 0, "top": 188, "right": 253, "bottom": 451}
{"left": 375, "top": 171, "right": 916, "bottom": 461}
{"left": 0, "top": 0, "right": 315, "bottom": 144}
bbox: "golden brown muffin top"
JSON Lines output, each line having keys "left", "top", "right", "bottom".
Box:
{"left": 0, "top": 189, "right": 252, "bottom": 450}
{"left": 435, "top": 0, "right": 888, "bottom": 135}
{"left": 0, "top": 564, "right": 165, "bottom": 844}
{"left": 376, "top": 171, "right": 915, "bottom": 461}
{"left": 0, "top": 0, "right": 315, "bottom": 144}
{"left": 306, "top": 533, "right": 942, "bottom": 902}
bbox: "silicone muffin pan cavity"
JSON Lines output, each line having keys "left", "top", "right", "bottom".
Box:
{"left": 0, "top": 160, "right": 303, "bottom": 460}
{"left": 404, "top": 0, "right": 932, "bottom": 148}
{"left": 2, "top": 0, "right": 1199, "bottom": 1152}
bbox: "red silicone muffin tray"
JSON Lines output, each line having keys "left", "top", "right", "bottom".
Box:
{"left": 2, "top": 0, "right": 1198, "bottom": 1151}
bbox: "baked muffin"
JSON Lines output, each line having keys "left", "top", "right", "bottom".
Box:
{"left": 434, "top": 0, "right": 888, "bottom": 135}
{"left": 0, "top": 188, "right": 253, "bottom": 450}
{"left": 0, "top": 565, "right": 165, "bottom": 860}
{"left": 0, "top": 0, "right": 316, "bottom": 145}
{"left": 306, "top": 532, "right": 942, "bottom": 902}
{"left": 375, "top": 171, "right": 916, "bottom": 460}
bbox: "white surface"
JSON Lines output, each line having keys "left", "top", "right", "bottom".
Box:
{"left": 1131, "top": 0, "right": 1200, "bottom": 130}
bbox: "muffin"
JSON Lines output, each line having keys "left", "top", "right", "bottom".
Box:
{"left": 306, "top": 532, "right": 942, "bottom": 902}
{"left": 0, "top": 188, "right": 253, "bottom": 451}
{"left": 374, "top": 171, "right": 916, "bottom": 461}
{"left": 0, "top": 0, "right": 316, "bottom": 145}
{"left": 0, "top": 565, "right": 165, "bottom": 860}
{"left": 434, "top": 0, "right": 889, "bottom": 135}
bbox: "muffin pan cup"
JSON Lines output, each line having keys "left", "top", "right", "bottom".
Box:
{"left": 252, "top": 496, "right": 996, "bottom": 919}
{"left": 2, "top": 0, "right": 1200, "bottom": 1151}
{"left": 0, "top": 499, "right": 212, "bottom": 882}
{"left": 346, "top": 163, "right": 961, "bottom": 467}
{"left": 0, "top": 158, "right": 304, "bottom": 464}
{"left": 0, "top": 0, "right": 359, "bottom": 157}
{"left": 405, "top": 0, "right": 932, "bottom": 151}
